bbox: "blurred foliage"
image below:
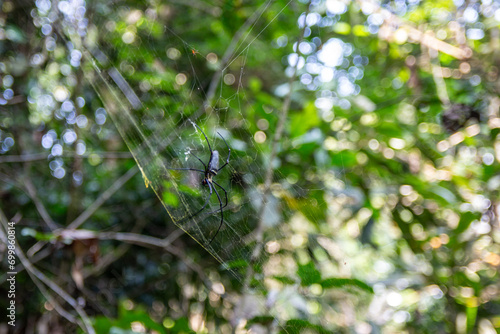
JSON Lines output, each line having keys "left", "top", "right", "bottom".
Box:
{"left": 1, "top": 0, "right": 500, "bottom": 333}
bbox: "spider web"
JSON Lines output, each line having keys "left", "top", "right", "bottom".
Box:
{"left": 67, "top": 0, "right": 292, "bottom": 263}
{"left": 52, "top": 0, "right": 359, "bottom": 331}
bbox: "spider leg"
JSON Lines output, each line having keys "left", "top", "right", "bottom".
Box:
{"left": 216, "top": 132, "right": 231, "bottom": 172}
{"left": 190, "top": 152, "right": 207, "bottom": 169}
{"left": 206, "top": 180, "right": 228, "bottom": 214}
{"left": 186, "top": 179, "right": 213, "bottom": 220}
{"left": 208, "top": 181, "right": 224, "bottom": 245}
{"left": 193, "top": 123, "right": 213, "bottom": 153}
{"left": 166, "top": 167, "right": 205, "bottom": 173}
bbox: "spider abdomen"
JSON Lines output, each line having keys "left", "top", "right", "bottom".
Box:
{"left": 208, "top": 150, "right": 219, "bottom": 174}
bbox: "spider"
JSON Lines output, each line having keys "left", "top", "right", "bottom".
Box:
{"left": 167, "top": 123, "right": 230, "bottom": 244}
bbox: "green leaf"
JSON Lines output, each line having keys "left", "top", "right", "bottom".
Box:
{"left": 162, "top": 191, "right": 179, "bottom": 207}
{"left": 454, "top": 211, "right": 480, "bottom": 235}
{"left": 290, "top": 101, "right": 320, "bottom": 137}
{"left": 333, "top": 22, "right": 351, "bottom": 35}
{"left": 428, "top": 184, "right": 457, "bottom": 205}
{"left": 331, "top": 150, "right": 357, "bottom": 168}
{"left": 171, "top": 317, "right": 194, "bottom": 333}
{"left": 178, "top": 184, "right": 201, "bottom": 197}
{"left": 246, "top": 315, "right": 275, "bottom": 327}
{"left": 393, "top": 205, "right": 422, "bottom": 253}
{"left": 21, "top": 228, "right": 55, "bottom": 241}
{"left": 297, "top": 262, "right": 322, "bottom": 286}
{"left": 90, "top": 301, "right": 168, "bottom": 334}
{"left": 353, "top": 25, "right": 370, "bottom": 37}
{"left": 297, "top": 189, "right": 327, "bottom": 225}
{"left": 5, "top": 25, "right": 26, "bottom": 43}
{"left": 280, "top": 319, "right": 331, "bottom": 334}
{"left": 466, "top": 306, "right": 478, "bottom": 333}
{"left": 321, "top": 278, "right": 374, "bottom": 294}
{"left": 249, "top": 77, "right": 263, "bottom": 93}
{"left": 272, "top": 276, "right": 296, "bottom": 285}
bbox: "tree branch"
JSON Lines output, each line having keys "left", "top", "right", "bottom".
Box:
{"left": 67, "top": 165, "right": 138, "bottom": 229}
{"left": 57, "top": 228, "right": 212, "bottom": 288}
{"left": 59, "top": 228, "right": 182, "bottom": 249}
{"left": 23, "top": 176, "right": 59, "bottom": 230}
{"left": 0, "top": 209, "right": 95, "bottom": 334}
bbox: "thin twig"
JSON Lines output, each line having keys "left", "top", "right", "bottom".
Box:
{"left": 23, "top": 165, "right": 139, "bottom": 286}
{"left": 27, "top": 240, "right": 47, "bottom": 257}
{"left": 57, "top": 228, "right": 211, "bottom": 288}
{"left": 0, "top": 152, "right": 133, "bottom": 163}
{"left": 82, "top": 212, "right": 150, "bottom": 278}
{"left": 0, "top": 246, "right": 53, "bottom": 284}
{"left": 67, "top": 165, "right": 138, "bottom": 229}
{"left": 17, "top": 248, "right": 95, "bottom": 333}
{"left": 0, "top": 209, "right": 95, "bottom": 334}
{"left": 0, "top": 152, "right": 47, "bottom": 163}
{"left": 59, "top": 228, "right": 181, "bottom": 249}
{"left": 0, "top": 210, "right": 49, "bottom": 285}
{"left": 1, "top": 169, "right": 58, "bottom": 230}
{"left": 27, "top": 165, "right": 139, "bottom": 259}
{"left": 24, "top": 268, "right": 80, "bottom": 326}
{"left": 0, "top": 171, "right": 21, "bottom": 188}
{"left": 23, "top": 176, "right": 59, "bottom": 230}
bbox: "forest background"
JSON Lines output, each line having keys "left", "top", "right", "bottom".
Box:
{"left": 1, "top": 0, "right": 500, "bottom": 333}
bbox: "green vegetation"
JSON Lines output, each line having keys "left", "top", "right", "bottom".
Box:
{"left": 1, "top": 0, "right": 500, "bottom": 333}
